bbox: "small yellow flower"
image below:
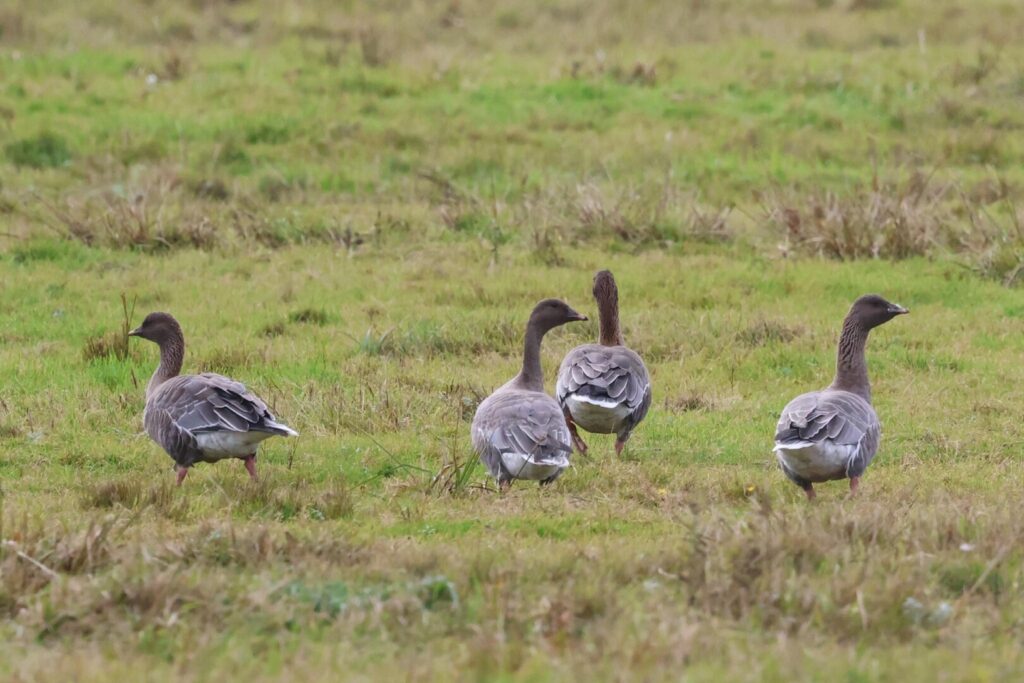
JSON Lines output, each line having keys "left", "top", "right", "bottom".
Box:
{"left": 745, "top": 484, "right": 757, "bottom": 494}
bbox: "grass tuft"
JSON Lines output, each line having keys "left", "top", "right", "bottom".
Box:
{"left": 288, "top": 308, "right": 331, "bottom": 326}
{"left": 5, "top": 132, "right": 72, "bottom": 168}
{"left": 736, "top": 319, "right": 803, "bottom": 347}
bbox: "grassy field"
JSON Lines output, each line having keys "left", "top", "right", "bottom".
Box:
{"left": 2, "top": 0, "right": 1024, "bottom": 680}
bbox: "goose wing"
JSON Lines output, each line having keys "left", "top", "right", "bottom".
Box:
{"left": 472, "top": 390, "right": 572, "bottom": 480}
{"left": 556, "top": 344, "right": 651, "bottom": 423}
{"left": 774, "top": 390, "right": 880, "bottom": 477}
{"left": 151, "top": 373, "right": 294, "bottom": 436}
{"left": 145, "top": 374, "right": 296, "bottom": 466}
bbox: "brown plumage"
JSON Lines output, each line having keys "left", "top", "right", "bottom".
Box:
{"left": 556, "top": 271, "right": 651, "bottom": 456}
{"left": 774, "top": 294, "right": 908, "bottom": 499}
{"left": 472, "top": 299, "right": 587, "bottom": 488}
{"left": 129, "top": 312, "right": 297, "bottom": 485}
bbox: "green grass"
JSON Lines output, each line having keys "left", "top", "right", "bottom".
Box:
{"left": 2, "top": 0, "right": 1024, "bottom": 680}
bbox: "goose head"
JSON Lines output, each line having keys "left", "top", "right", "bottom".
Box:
{"left": 529, "top": 298, "right": 587, "bottom": 334}
{"left": 128, "top": 312, "right": 184, "bottom": 347}
{"left": 849, "top": 294, "right": 909, "bottom": 330}
{"left": 592, "top": 269, "right": 618, "bottom": 308}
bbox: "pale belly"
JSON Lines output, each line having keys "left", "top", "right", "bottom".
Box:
{"left": 564, "top": 395, "right": 632, "bottom": 435}
{"left": 500, "top": 452, "right": 568, "bottom": 481}
{"left": 195, "top": 430, "right": 276, "bottom": 461}
{"left": 774, "top": 441, "right": 855, "bottom": 483}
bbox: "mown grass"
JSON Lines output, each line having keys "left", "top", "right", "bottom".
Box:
{"left": 2, "top": 0, "right": 1024, "bottom": 680}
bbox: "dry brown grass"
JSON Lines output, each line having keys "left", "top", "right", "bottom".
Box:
{"left": 8, "top": 481, "right": 1020, "bottom": 656}
{"left": 767, "top": 174, "right": 954, "bottom": 260}
{"left": 31, "top": 172, "right": 219, "bottom": 251}
{"left": 766, "top": 175, "right": 1024, "bottom": 280}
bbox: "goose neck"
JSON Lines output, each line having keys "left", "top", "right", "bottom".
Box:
{"left": 513, "top": 320, "right": 546, "bottom": 392}
{"left": 597, "top": 293, "right": 623, "bottom": 347}
{"left": 829, "top": 316, "right": 871, "bottom": 402}
{"left": 148, "top": 335, "right": 185, "bottom": 398}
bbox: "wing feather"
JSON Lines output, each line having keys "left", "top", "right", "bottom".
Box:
{"left": 774, "top": 390, "right": 881, "bottom": 476}
{"left": 148, "top": 374, "right": 293, "bottom": 437}
{"left": 556, "top": 344, "right": 650, "bottom": 412}
{"left": 555, "top": 344, "right": 652, "bottom": 440}
{"left": 472, "top": 390, "right": 572, "bottom": 482}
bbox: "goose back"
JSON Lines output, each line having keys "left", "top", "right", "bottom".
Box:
{"left": 773, "top": 389, "right": 880, "bottom": 485}
{"left": 472, "top": 389, "right": 572, "bottom": 484}
{"left": 556, "top": 344, "right": 651, "bottom": 438}
{"left": 145, "top": 372, "right": 297, "bottom": 467}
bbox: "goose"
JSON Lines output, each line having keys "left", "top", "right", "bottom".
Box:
{"left": 773, "top": 294, "right": 908, "bottom": 499}
{"left": 472, "top": 299, "right": 587, "bottom": 489}
{"left": 128, "top": 312, "right": 297, "bottom": 485}
{"left": 555, "top": 270, "right": 651, "bottom": 456}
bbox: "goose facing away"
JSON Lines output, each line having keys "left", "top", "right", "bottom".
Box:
{"left": 129, "top": 312, "right": 297, "bottom": 485}
{"left": 472, "top": 299, "right": 587, "bottom": 489}
{"left": 555, "top": 270, "right": 651, "bottom": 456}
{"left": 773, "top": 295, "right": 908, "bottom": 499}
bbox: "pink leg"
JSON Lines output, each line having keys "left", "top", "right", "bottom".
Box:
{"left": 564, "top": 409, "right": 588, "bottom": 456}
{"left": 803, "top": 484, "right": 816, "bottom": 500}
{"left": 243, "top": 455, "right": 258, "bottom": 481}
{"left": 176, "top": 466, "right": 189, "bottom": 486}
{"left": 614, "top": 438, "right": 626, "bottom": 457}
{"left": 849, "top": 476, "right": 860, "bottom": 496}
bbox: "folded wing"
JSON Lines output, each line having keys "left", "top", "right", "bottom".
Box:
{"left": 556, "top": 345, "right": 651, "bottom": 430}
{"left": 145, "top": 373, "right": 297, "bottom": 466}
{"left": 774, "top": 390, "right": 880, "bottom": 477}
{"left": 167, "top": 374, "right": 294, "bottom": 435}
{"left": 472, "top": 391, "right": 572, "bottom": 481}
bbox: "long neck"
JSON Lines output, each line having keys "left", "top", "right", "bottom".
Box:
{"left": 512, "top": 322, "right": 546, "bottom": 392}
{"left": 829, "top": 316, "right": 871, "bottom": 402}
{"left": 597, "top": 295, "right": 623, "bottom": 346}
{"left": 147, "top": 335, "right": 185, "bottom": 398}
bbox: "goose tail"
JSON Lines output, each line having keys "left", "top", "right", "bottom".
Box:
{"left": 268, "top": 421, "right": 299, "bottom": 437}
